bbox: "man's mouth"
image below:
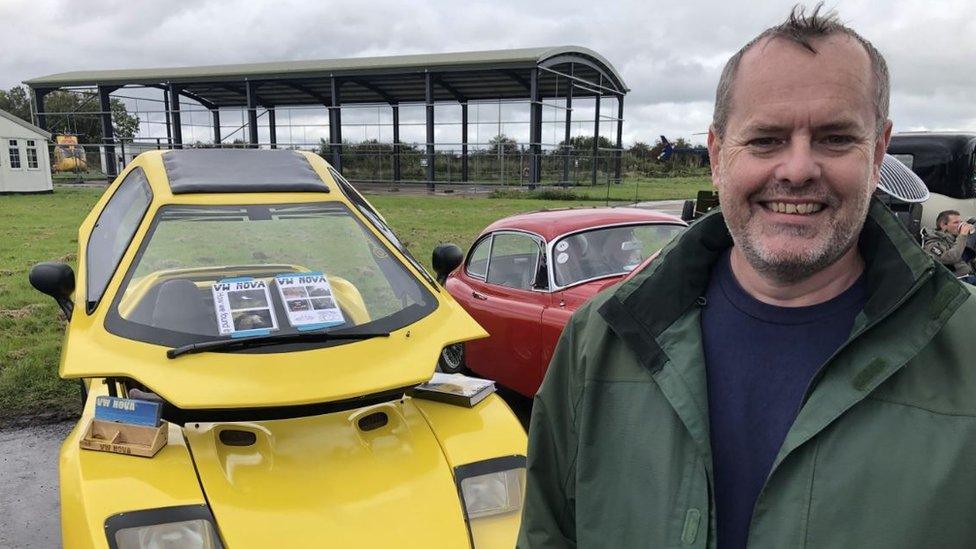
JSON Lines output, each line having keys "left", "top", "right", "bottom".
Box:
{"left": 760, "top": 201, "right": 825, "bottom": 215}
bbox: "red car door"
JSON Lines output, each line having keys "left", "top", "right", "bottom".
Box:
{"left": 458, "top": 231, "right": 548, "bottom": 397}
{"left": 539, "top": 280, "right": 612, "bottom": 385}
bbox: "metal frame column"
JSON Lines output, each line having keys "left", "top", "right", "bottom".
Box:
{"left": 163, "top": 87, "right": 173, "bottom": 146}
{"left": 268, "top": 108, "right": 277, "bottom": 149}
{"left": 392, "top": 103, "right": 401, "bottom": 183}
{"left": 461, "top": 101, "right": 469, "bottom": 182}
{"left": 329, "top": 77, "right": 342, "bottom": 170}
{"left": 425, "top": 72, "right": 435, "bottom": 191}
{"left": 167, "top": 83, "right": 183, "bottom": 149}
{"left": 246, "top": 81, "right": 259, "bottom": 147}
{"left": 212, "top": 109, "right": 221, "bottom": 145}
{"left": 529, "top": 69, "right": 542, "bottom": 187}
{"left": 614, "top": 95, "right": 624, "bottom": 184}
{"left": 591, "top": 93, "right": 601, "bottom": 186}
{"left": 30, "top": 88, "right": 51, "bottom": 131}
{"left": 562, "top": 76, "right": 574, "bottom": 185}
{"left": 98, "top": 85, "right": 118, "bottom": 177}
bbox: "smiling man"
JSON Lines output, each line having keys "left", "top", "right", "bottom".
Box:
{"left": 518, "top": 5, "right": 976, "bottom": 549}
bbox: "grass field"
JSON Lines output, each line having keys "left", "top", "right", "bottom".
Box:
{"left": 0, "top": 175, "right": 709, "bottom": 424}
{"left": 562, "top": 176, "right": 714, "bottom": 202}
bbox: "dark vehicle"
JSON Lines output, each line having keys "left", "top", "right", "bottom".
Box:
{"left": 888, "top": 132, "right": 976, "bottom": 229}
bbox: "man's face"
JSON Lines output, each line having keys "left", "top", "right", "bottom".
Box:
{"left": 941, "top": 214, "right": 963, "bottom": 235}
{"left": 708, "top": 35, "right": 892, "bottom": 282}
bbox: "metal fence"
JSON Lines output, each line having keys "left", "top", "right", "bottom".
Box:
{"left": 45, "top": 137, "right": 713, "bottom": 190}
{"left": 45, "top": 139, "right": 627, "bottom": 188}
{"left": 35, "top": 90, "right": 633, "bottom": 188}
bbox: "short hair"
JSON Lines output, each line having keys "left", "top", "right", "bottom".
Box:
{"left": 936, "top": 210, "right": 960, "bottom": 228}
{"left": 712, "top": 3, "right": 890, "bottom": 138}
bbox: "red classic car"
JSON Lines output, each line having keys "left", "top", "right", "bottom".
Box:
{"left": 432, "top": 207, "right": 686, "bottom": 397}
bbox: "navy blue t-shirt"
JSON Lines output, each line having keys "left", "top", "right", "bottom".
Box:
{"left": 702, "top": 251, "right": 866, "bottom": 549}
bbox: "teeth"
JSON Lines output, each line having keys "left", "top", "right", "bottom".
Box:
{"left": 766, "top": 202, "right": 823, "bottom": 215}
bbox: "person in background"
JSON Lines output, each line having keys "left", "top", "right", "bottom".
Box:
{"left": 923, "top": 209, "right": 976, "bottom": 284}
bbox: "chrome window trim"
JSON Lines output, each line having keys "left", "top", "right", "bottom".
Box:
{"left": 464, "top": 234, "right": 493, "bottom": 281}
{"left": 547, "top": 221, "right": 687, "bottom": 291}
{"left": 477, "top": 229, "right": 549, "bottom": 293}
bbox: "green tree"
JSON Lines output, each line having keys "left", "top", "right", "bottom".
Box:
{"left": 0, "top": 86, "right": 31, "bottom": 120}
{"left": 486, "top": 134, "right": 519, "bottom": 156}
{"left": 628, "top": 141, "right": 653, "bottom": 158}
{"left": 557, "top": 135, "right": 615, "bottom": 151}
{"left": 0, "top": 85, "right": 140, "bottom": 142}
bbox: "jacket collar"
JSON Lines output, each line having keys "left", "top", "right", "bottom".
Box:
{"left": 598, "top": 196, "right": 961, "bottom": 374}
{"left": 922, "top": 228, "right": 952, "bottom": 240}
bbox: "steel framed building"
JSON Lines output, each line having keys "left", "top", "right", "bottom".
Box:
{"left": 25, "top": 46, "right": 628, "bottom": 187}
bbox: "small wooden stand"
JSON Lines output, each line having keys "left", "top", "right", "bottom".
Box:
{"left": 79, "top": 419, "right": 167, "bottom": 458}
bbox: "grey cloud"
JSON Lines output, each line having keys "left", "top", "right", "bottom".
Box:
{"left": 2, "top": 0, "right": 973, "bottom": 147}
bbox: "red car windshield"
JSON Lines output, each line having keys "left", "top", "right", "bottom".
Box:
{"left": 552, "top": 223, "right": 684, "bottom": 287}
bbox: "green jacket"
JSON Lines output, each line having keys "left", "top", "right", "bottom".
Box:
{"left": 922, "top": 228, "right": 975, "bottom": 277}
{"left": 518, "top": 198, "right": 976, "bottom": 548}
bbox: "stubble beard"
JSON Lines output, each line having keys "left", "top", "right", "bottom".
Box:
{"left": 721, "top": 182, "right": 873, "bottom": 284}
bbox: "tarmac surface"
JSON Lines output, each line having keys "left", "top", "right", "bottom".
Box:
{"left": 0, "top": 421, "right": 72, "bottom": 548}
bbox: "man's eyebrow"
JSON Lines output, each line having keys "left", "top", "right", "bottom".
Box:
{"left": 813, "top": 120, "right": 862, "bottom": 133}
{"left": 742, "top": 123, "right": 789, "bottom": 134}
{"left": 741, "top": 120, "right": 865, "bottom": 134}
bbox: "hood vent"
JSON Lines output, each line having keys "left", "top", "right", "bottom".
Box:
{"left": 357, "top": 411, "right": 389, "bottom": 432}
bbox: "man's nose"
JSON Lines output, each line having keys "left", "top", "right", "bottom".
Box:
{"left": 773, "top": 139, "right": 821, "bottom": 185}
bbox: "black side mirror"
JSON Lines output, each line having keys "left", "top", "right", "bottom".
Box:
{"left": 29, "top": 262, "right": 75, "bottom": 318}
{"left": 432, "top": 244, "right": 464, "bottom": 285}
{"left": 681, "top": 200, "right": 696, "bottom": 222}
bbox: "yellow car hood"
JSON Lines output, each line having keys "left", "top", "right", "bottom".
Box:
{"left": 183, "top": 400, "right": 472, "bottom": 547}
{"left": 61, "top": 297, "right": 486, "bottom": 411}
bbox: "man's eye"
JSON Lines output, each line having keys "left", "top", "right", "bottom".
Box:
{"left": 823, "top": 135, "right": 856, "bottom": 146}
{"left": 748, "top": 137, "right": 780, "bottom": 148}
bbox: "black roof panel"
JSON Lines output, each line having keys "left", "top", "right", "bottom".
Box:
{"left": 162, "top": 150, "right": 328, "bottom": 194}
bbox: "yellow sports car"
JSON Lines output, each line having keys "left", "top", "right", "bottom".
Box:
{"left": 29, "top": 149, "right": 527, "bottom": 548}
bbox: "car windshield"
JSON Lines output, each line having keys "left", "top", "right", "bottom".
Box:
{"left": 108, "top": 202, "right": 436, "bottom": 349}
{"left": 552, "top": 223, "right": 684, "bottom": 287}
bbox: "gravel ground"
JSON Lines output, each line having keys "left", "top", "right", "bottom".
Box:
{"left": 0, "top": 421, "right": 72, "bottom": 548}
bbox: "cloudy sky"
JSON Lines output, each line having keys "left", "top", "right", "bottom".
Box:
{"left": 1, "top": 0, "right": 974, "bottom": 148}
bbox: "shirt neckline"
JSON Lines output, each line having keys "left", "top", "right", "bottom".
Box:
{"left": 714, "top": 250, "right": 867, "bottom": 326}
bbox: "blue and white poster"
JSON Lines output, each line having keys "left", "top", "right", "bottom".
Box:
{"left": 274, "top": 272, "right": 345, "bottom": 330}
{"left": 211, "top": 277, "right": 278, "bottom": 337}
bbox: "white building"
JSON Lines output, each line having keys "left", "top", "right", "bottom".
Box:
{"left": 0, "top": 109, "right": 52, "bottom": 194}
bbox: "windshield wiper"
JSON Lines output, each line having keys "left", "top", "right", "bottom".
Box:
{"left": 167, "top": 330, "right": 391, "bottom": 359}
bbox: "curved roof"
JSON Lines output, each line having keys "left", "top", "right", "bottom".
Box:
{"left": 482, "top": 207, "right": 684, "bottom": 241}
{"left": 25, "top": 46, "right": 627, "bottom": 107}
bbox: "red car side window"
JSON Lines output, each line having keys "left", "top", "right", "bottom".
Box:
{"left": 485, "top": 233, "right": 543, "bottom": 291}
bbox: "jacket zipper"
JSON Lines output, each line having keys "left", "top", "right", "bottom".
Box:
{"left": 745, "top": 264, "right": 934, "bottom": 541}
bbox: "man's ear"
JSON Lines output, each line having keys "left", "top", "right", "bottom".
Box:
{"left": 707, "top": 125, "right": 722, "bottom": 188}
{"left": 872, "top": 119, "right": 893, "bottom": 183}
